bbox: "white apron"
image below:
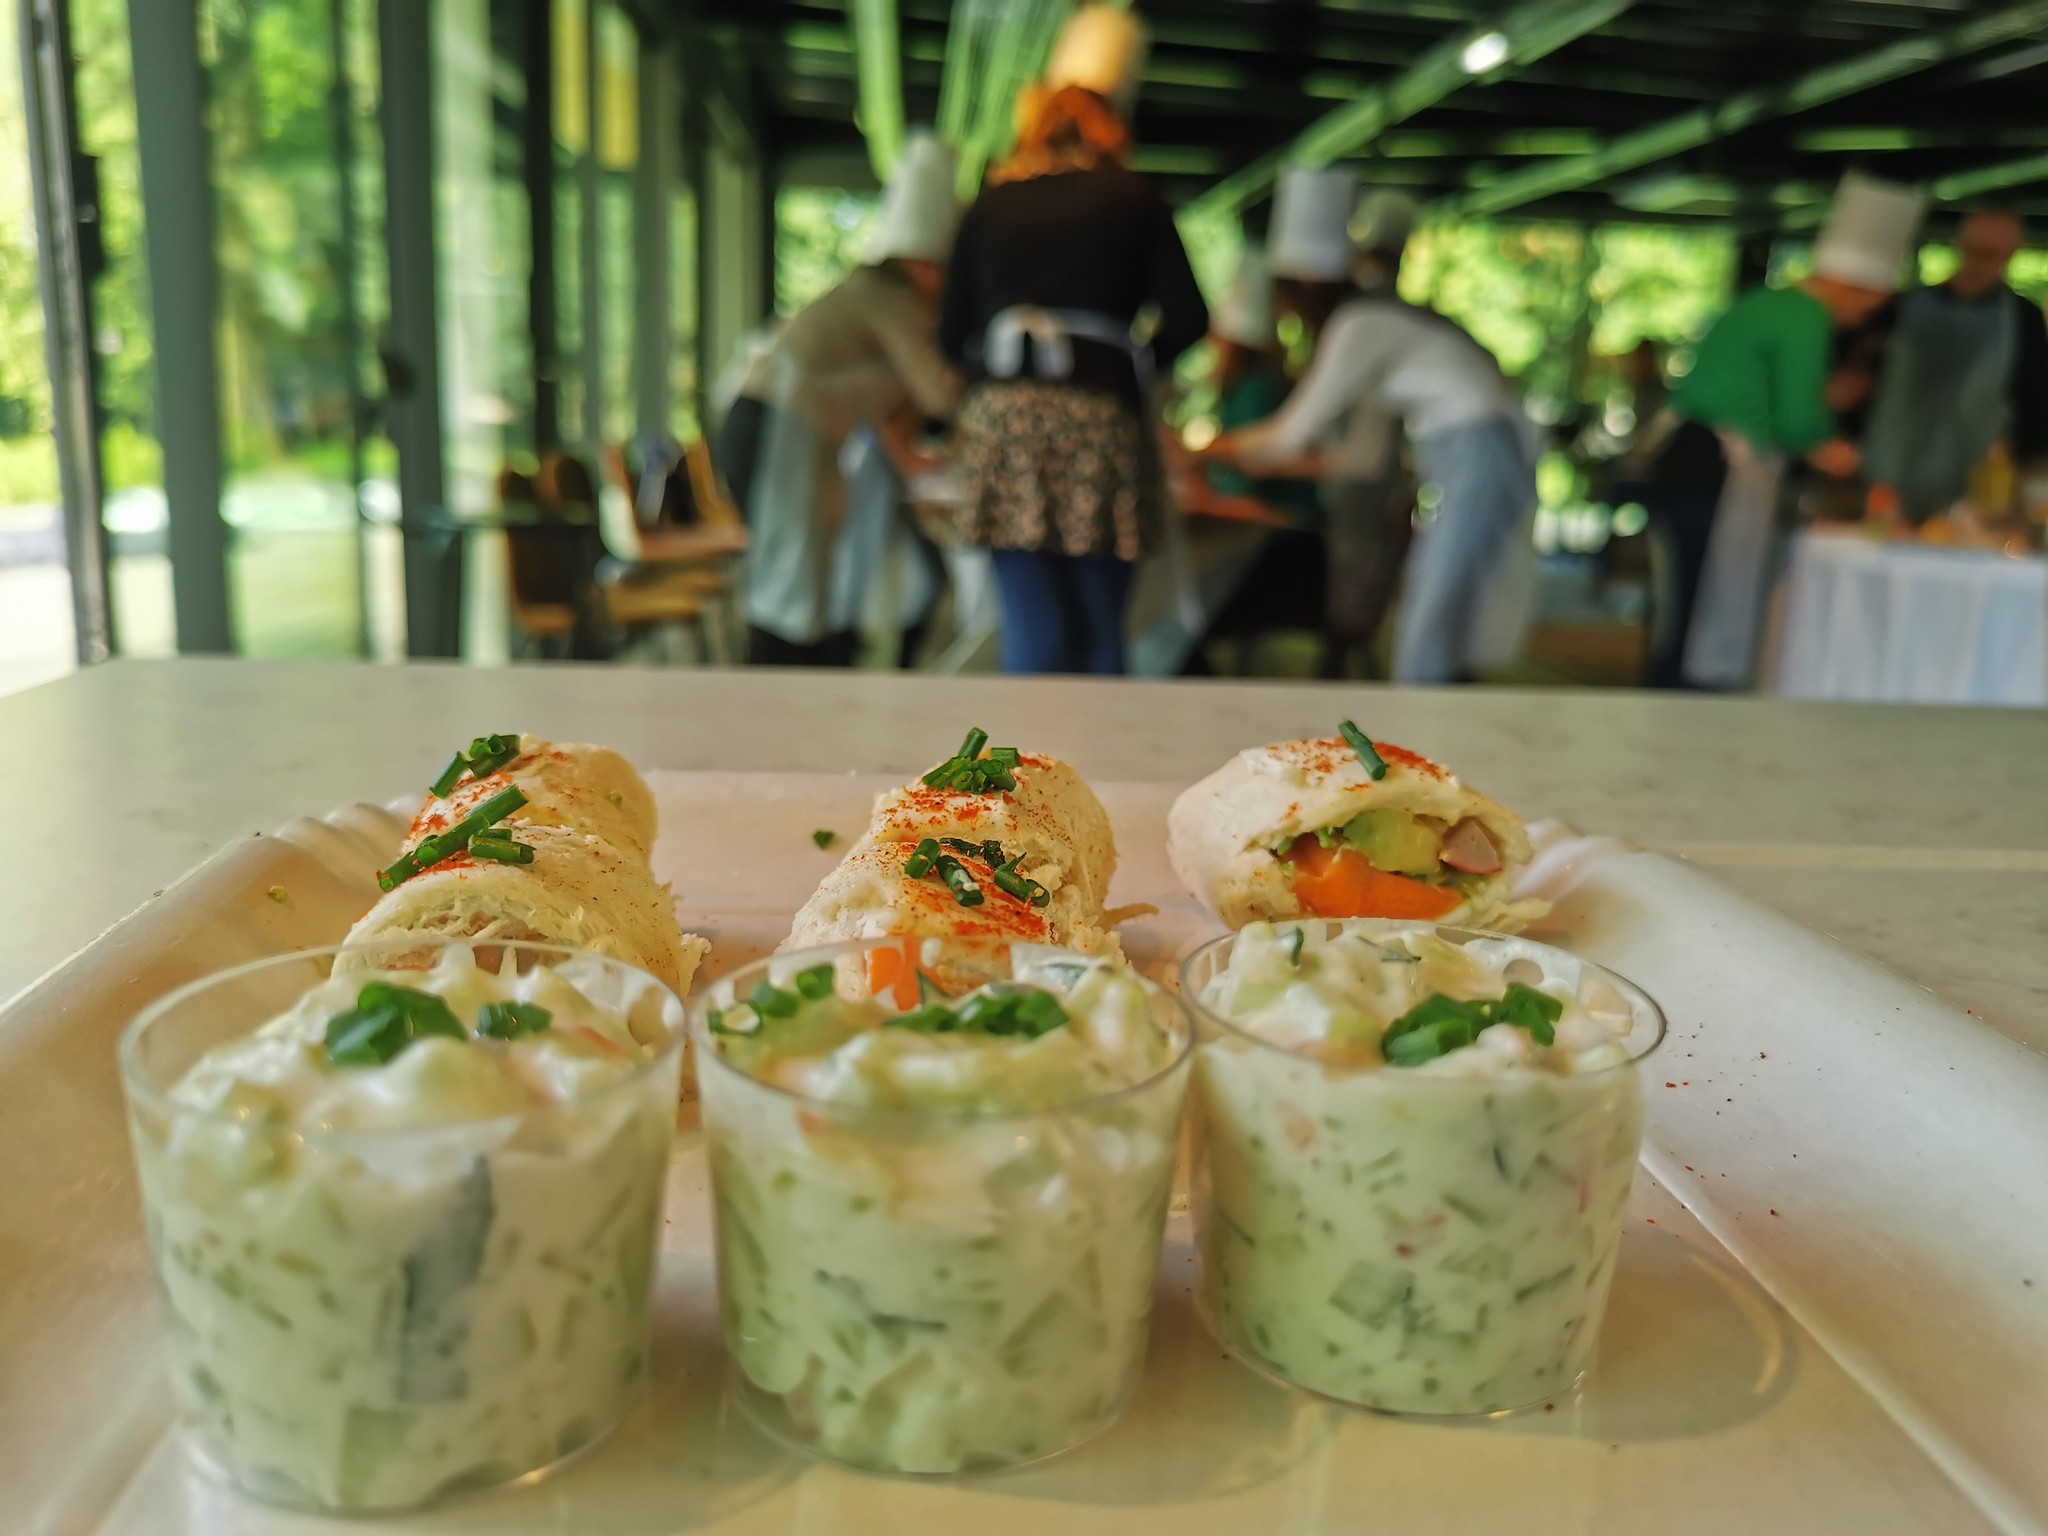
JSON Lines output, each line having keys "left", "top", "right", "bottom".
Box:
{"left": 1683, "top": 433, "right": 1787, "bottom": 688}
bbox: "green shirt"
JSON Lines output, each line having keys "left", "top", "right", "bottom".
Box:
{"left": 1672, "top": 285, "right": 1835, "bottom": 454}
{"left": 1211, "top": 369, "right": 1323, "bottom": 523}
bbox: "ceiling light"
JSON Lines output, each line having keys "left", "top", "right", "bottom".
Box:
{"left": 1461, "top": 31, "right": 1510, "bottom": 75}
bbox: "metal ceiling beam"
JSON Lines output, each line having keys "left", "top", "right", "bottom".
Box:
{"left": 1772, "top": 151, "right": 2048, "bottom": 232}
{"left": 851, "top": 0, "right": 904, "bottom": 177}
{"left": 1448, "top": 0, "right": 2048, "bottom": 217}
{"left": 1177, "top": 0, "right": 1637, "bottom": 226}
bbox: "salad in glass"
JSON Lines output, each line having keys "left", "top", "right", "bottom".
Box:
{"left": 693, "top": 937, "right": 1192, "bottom": 1474}
{"left": 1184, "top": 920, "right": 1661, "bottom": 1416}
{"left": 120, "top": 939, "right": 685, "bottom": 1512}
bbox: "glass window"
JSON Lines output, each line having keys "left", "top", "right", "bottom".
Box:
{"left": 72, "top": 0, "right": 174, "bottom": 657}
{"left": 0, "top": 10, "right": 72, "bottom": 693}
{"left": 595, "top": 3, "right": 636, "bottom": 447}
{"left": 201, "top": 0, "right": 383, "bottom": 658}
{"left": 774, "top": 187, "right": 876, "bottom": 315}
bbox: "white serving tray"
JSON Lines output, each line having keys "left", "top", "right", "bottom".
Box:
{"left": 4, "top": 772, "right": 2037, "bottom": 1535}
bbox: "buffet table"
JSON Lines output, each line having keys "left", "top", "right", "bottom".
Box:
{"left": 5, "top": 661, "right": 2048, "bottom": 1536}
{"left": 1772, "top": 529, "right": 2048, "bottom": 706}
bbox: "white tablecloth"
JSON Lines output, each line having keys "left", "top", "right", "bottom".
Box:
{"left": 1773, "top": 532, "right": 2048, "bottom": 706}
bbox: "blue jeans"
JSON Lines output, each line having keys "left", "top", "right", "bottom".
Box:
{"left": 989, "top": 550, "right": 1136, "bottom": 675}
{"left": 1396, "top": 416, "right": 1535, "bottom": 684}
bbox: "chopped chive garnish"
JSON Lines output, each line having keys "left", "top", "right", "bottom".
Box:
{"left": 990, "top": 863, "right": 1040, "bottom": 904}
{"left": 794, "top": 964, "right": 835, "bottom": 1001}
{"left": 1339, "top": 720, "right": 1388, "bottom": 781}
{"left": 812, "top": 829, "right": 837, "bottom": 850}
{"left": 919, "top": 727, "right": 1020, "bottom": 795}
{"left": 324, "top": 983, "right": 465, "bottom": 1068}
{"left": 903, "top": 838, "right": 942, "bottom": 879}
{"left": 429, "top": 753, "right": 469, "bottom": 799}
{"left": 466, "top": 835, "right": 534, "bottom": 866}
{"left": 887, "top": 986, "right": 1069, "bottom": 1038}
{"left": 1284, "top": 927, "right": 1306, "bottom": 967}
{"left": 749, "top": 980, "right": 799, "bottom": 1019}
{"left": 478, "top": 1000, "right": 551, "bottom": 1040}
{"left": 378, "top": 785, "right": 531, "bottom": 890}
{"left": 933, "top": 855, "right": 984, "bottom": 907}
{"left": 426, "top": 732, "right": 521, "bottom": 797}
{"left": 1380, "top": 983, "right": 1563, "bottom": 1066}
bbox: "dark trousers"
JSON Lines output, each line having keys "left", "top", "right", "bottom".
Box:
{"left": 1641, "top": 421, "right": 1729, "bottom": 689}
{"left": 747, "top": 627, "right": 858, "bottom": 667}
{"left": 989, "top": 549, "right": 1136, "bottom": 675}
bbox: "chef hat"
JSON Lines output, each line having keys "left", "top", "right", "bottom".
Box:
{"left": 1212, "top": 250, "right": 1275, "bottom": 346}
{"left": 1812, "top": 171, "right": 1925, "bottom": 293}
{"left": 1044, "top": 4, "right": 1149, "bottom": 117}
{"left": 1267, "top": 166, "right": 1358, "bottom": 282}
{"left": 865, "top": 132, "right": 962, "bottom": 264}
{"left": 1353, "top": 189, "right": 1421, "bottom": 253}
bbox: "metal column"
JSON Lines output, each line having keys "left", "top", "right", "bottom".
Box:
{"left": 19, "top": 0, "right": 111, "bottom": 661}
{"left": 128, "top": 0, "right": 232, "bottom": 653}
{"left": 633, "top": 32, "right": 673, "bottom": 444}
{"left": 378, "top": 0, "right": 452, "bottom": 655}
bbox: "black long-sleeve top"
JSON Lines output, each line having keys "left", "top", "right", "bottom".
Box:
{"left": 938, "top": 163, "right": 1209, "bottom": 413}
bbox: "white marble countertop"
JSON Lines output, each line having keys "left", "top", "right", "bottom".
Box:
{"left": 3, "top": 659, "right": 2043, "bottom": 1048}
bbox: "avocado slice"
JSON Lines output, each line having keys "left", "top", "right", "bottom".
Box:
{"left": 1335, "top": 810, "right": 1442, "bottom": 876}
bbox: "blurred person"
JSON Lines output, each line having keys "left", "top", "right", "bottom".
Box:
{"left": 1205, "top": 171, "right": 1535, "bottom": 685}
{"left": 739, "top": 132, "right": 962, "bottom": 667}
{"left": 939, "top": 5, "right": 1209, "bottom": 675}
{"left": 1864, "top": 208, "right": 2048, "bottom": 524}
{"left": 1192, "top": 251, "right": 1320, "bottom": 523}
{"left": 1638, "top": 172, "right": 1923, "bottom": 688}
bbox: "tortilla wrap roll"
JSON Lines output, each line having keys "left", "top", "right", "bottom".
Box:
{"left": 785, "top": 839, "right": 1118, "bottom": 955}
{"left": 344, "top": 823, "right": 707, "bottom": 994}
{"left": 864, "top": 751, "right": 1116, "bottom": 911}
{"left": 411, "top": 736, "right": 658, "bottom": 859}
{"left": 784, "top": 744, "right": 1122, "bottom": 959}
{"left": 1167, "top": 735, "right": 1542, "bottom": 933}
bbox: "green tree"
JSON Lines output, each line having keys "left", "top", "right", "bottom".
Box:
{"left": 774, "top": 187, "right": 876, "bottom": 314}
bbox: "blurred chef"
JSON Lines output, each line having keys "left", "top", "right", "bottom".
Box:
{"left": 740, "top": 132, "right": 962, "bottom": 666}
{"left": 939, "top": 4, "right": 1209, "bottom": 675}
{"left": 1637, "top": 171, "right": 1923, "bottom": 688}
{"left": 1864, "top": 207, "right": 2048, "bottom": 524}
{"left": 1206, "top": 169, "right": 1535, "bottom": 684}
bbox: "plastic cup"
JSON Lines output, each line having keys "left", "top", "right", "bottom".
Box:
{"left": 118, "top": 939, "right": 685, "bottom": 1513}
{"left": 692, "top": 938, "right": 1193, "bottom": 1475}
{"left": 1182, "top": 920, "right": 1663, "bottom": 1416}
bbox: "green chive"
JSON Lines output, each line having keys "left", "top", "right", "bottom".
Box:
{"left": 1284, "top": 928, "right": 1306, "bottom": 967}
{"left": 1339, "top": 720, "right": 1388, "bottom": 781}
{"left": 382, "top": 786, "right": 531, "bottom": 890}
{"left": 1014, "top": 990, "right": 1069, "bottom": 1036}
{"left": 324, "top": 983, "right": 464, "bottom": 1068}
{"left": 812, "top": 829, "right": 837, "bottom": 850}
{"left": 990, "top": 864, "right": 1036, "bottom": 903}
{"left": 892, "top": 1003, "right": 957, "bottom": 1033}
{"left": 903, "top": 838, "right": 941, "bottom": 879}
{"left": 428, "top": 753, "right": 468, "bottom": 799}
{"left": 794, "top": 964, "right": 835, "bottom": 1001}
{"left": 478, "top": 1000, "right": 551, "bottom": 1040}
{"left": 466, "top": 733, "right": 521, "bottom": 779}
{"left": 749, "top": 981, "right": 799, "bottom": 1019}
{"left": 934, "top": 855, "right": 984, "bottom": 907}
{"left": 1381, "top": 985, "right": 1562, "bottom": 1065}
{"left": 957, "top": 727, "right": 990, "bottom": 761}
{"left": 466, "top": 836, "right": 534, "bottom": 866}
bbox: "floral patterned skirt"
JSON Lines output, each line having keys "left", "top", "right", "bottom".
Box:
{"left": 953, "top": 381, "right": 1159, "bottom": 560}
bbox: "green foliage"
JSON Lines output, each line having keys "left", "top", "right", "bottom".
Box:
{"left": 775, "top": 188, "right": 877, "bottom": 314}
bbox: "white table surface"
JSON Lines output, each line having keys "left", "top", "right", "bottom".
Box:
{"left": 1774, "top": 531, "right": 2048, "bottom": 707}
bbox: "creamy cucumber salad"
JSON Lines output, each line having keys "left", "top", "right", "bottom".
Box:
{"left": 1189, "top": 921, "right": 1655, "bottom": 1415}
{"left": 696, "top": 943, "right": 1191, "bottom": 1474}
{"left": 124, "top": 945, "right": 683, "bottom": 1511}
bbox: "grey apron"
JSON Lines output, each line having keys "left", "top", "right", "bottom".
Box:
{"left": 1683, "top": 434, "right": 1787, "bottom": 689}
